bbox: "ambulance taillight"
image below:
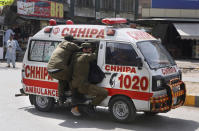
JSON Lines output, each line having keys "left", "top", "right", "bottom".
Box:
{"left": 102, "top": 18, "right": 127, "bottom": 25}
{"left": 49, "top": 19, "right": 56, "bottom": 26}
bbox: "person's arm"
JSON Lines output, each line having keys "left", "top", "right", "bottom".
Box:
{"left": 7, "top": 41, "right": 11, "bottom": 48}
{"left": 86, "top": 52, "right": 97, "bottom": 62}
{"left": 15, "top": 40, "right": 22, "bottom": 51}
{"left": 10, "top": 29, "right": 15, "bottom": 35}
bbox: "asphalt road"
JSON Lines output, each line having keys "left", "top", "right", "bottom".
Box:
{"left": 0, "top": 64, "right": 199, "bottom": 131}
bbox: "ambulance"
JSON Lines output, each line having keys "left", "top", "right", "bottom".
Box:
{"left": 18, "top": 18, "right": 186, "bottom": 123}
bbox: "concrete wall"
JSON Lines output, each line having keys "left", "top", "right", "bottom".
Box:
{"left": 74, "top": 7, "right": 95, "bottom": 17}
{"left": 142, "top": 8, "right": 199, "bottom": 18}
{"left": 117, "top": 12, "right": 135, "bottom": 21}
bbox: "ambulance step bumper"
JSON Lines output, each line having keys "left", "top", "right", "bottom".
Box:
{"left": 15, "top": 88, "right": 28, "bottom": 97}
{"left": 150, "top": 79, "right": 186, "bottom": 112}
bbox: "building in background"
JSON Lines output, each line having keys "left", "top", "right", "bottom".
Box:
{"left": 138, "top": 0, "right": 151, "bottom": 18}
{"left": 0, "top": 0, "right": 65, "bottom": 52}
{"left": 1, "top": 0, "right": 199, "bottom": 59}
{"left": 0, "top": 0, "right": 139, "bottom": 60}
{"left": 69, "top": 0, "right": 138, "bottom": 24}
{"left": 138, "top": 0, "right": 199, "bottom": 59}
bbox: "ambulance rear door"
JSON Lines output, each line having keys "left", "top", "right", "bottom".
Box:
{"left": 22, "top": 38, "right": 60, "bottom": 97}
{"left": 97, "top": 40, "right": 152, "bottom": 111}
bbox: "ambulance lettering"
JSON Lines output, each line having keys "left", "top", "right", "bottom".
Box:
{"left": 105, "top": 65, "right": 149, "bottom": 91}
{"left": 61, "top": 27, "right": 105, "bottom": 39}
{"left": 127, "top": 31, "right": 155, "bottom": 41}
{"left": 118, "top": 75, "right": 149, "bottom": 91}
{"left": 53, "top": 27, "right": 60, "bottom": 35}
{"left": 23, "top": 65, "right": 58, "bottom": 97}
{"left": 105, "top": 65, "right": 136, "bottom": 73}
{"left": 25, "top": 65, "right": 53, "bottom": 81}
{"left": 162, "top": 67, "right": 177, "bottom": 75}
{"left": 25, "top": 86, "right": 58, "bottom": 97}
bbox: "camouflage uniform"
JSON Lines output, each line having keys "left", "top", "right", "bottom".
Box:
{"left": 71, "top": 44, "right": 108, "bottom": 106}
{"left": 47, "top": 40, "right": 80, "bottom": 99}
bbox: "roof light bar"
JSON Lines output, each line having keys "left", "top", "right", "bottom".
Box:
{"left": 102, "top": 18, "right": 127, "bottom": 25}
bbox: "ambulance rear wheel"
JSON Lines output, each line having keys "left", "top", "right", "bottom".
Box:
{"left": 33, "top": 95, "right": 54, "bottom": 112}
{"left": 109, "top": 96, "right": 136, "bottom": 123}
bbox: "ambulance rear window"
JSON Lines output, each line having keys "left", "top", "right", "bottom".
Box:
{"left": 28, "top": 40, "right": 60, "bottom": 62}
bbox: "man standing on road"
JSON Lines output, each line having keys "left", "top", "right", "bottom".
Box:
{"left": 70, "top": 43, "right": 108, "bottom": 116}
{"left": 5, "top": 34, "right": 17, "bottom": 68}
{"left": 4, "top": 27, "right": 15, "bottom": 46}
{"left": 4, "top": 27, "right": 15, "bottom": 60}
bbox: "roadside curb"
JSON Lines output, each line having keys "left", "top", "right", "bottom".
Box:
{"left": 184, "top": 95, "right": 199, "bottom": 107}
{"left": 180, "top": 67, "right": 199, "bottom": 70}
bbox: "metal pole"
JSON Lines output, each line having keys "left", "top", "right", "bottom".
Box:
{"left": 115, "top": 0, "right": 120, "bottom": 17}
{"left": 134, "top": 0, "right": 139, "bottom": 20}
{"left": 70, "top": 0, "right": 74, "bottom": 18}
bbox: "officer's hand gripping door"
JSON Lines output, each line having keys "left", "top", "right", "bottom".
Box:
{"left": 97, "top": 41, "right": 151, "bottom": 111}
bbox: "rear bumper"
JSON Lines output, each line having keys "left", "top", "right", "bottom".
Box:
{"left": 150, "top": 79, "right": 186, "bottom": 112}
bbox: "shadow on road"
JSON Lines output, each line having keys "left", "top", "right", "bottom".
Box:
{"left": 19, "top": 106, "right": 199, "bottom": 131}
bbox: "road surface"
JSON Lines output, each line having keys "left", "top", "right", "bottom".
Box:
{"left": 0, "top": 63, "right": 199, "bottom": 131}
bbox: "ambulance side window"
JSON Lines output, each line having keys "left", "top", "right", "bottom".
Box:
{"left": 29, "top": 40, "right": 59, "bottom": 62}
{"left": 106, "top": 42, "right": 138, "bottom": 66}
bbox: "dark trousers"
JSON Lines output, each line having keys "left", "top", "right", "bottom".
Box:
{"left": 78, "top": 84, "right": 108, "bottom": 106}
{"left": 58, "top": 80, "right": 69, "bottom": 98}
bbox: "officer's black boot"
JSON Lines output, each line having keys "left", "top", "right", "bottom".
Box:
{"left": 78, "top": 104, "right": 96, "bottom": 118}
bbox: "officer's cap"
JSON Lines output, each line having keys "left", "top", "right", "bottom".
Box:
{"left": 81, "top": 42, "right": 92, "bottom": 48}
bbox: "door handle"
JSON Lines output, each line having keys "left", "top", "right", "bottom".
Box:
{"left": 105, "top": 72, "right": 111, "bottom": 75}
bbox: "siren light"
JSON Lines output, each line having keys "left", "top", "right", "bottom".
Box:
{"left": 102, "top": 18, "right": 127, "bottom": 25}
{"left": 49, "top": 19, "right": 56, "bottom": 26}
{"left": 66, "top": 20, "right": 74, "bottom": 25}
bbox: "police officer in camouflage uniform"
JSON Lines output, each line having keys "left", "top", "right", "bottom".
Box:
{"left": 47, "top": 35, "right": 80, "bottom": 103}
{"left": 70, "top": 43, "right": 108, "bottom": 116}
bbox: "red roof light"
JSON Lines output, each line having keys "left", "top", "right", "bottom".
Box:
{"left": 66, "top": 20, "right": 74, "bottom": 25}
{"left": 49, "top": 19, "right": 56, "bottom": 26}
{"left": 102, "top": 18, "right": 127, "bottom": 25}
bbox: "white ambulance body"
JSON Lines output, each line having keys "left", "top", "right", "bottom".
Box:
{"left": 20, "top": 18, "right": 186, "bottom": 122}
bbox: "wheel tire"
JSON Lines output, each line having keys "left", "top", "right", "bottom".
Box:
{"left": 109, "top": 96, "right": 136, "bottom": 123}
{"left": 33, "top": 95, "right": 54, "bottom": 112}
{"left": 29, "top": 95, "right": 34, "bottom": 105}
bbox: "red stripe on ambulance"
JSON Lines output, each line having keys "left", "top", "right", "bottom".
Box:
{"left": 23, "top": 78, "right": 152, "bottom": 101}
{"left": 106, "top": 88, "right": 153, "bottom": 101}
{"left": 23, "top": 78, "right": 58, "bottom": 90}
